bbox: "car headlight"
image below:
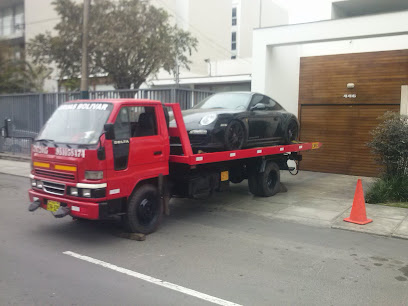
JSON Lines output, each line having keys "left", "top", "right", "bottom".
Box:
{"left": 85, "top": 170, "right": 103, "bottom": 180}
{"left": 200, "top": 114, "right": 217, "bottom": 126}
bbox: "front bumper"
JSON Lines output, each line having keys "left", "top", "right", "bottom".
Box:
{"left": 28, "top": 189, "right": 101, "bottom": 220}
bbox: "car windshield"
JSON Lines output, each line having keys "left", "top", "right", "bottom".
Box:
{"left": 193, "top": 93, "right": 251, "bottom": 110}
{"left": 36, "top": 102, "right": 113, "bottom": 145}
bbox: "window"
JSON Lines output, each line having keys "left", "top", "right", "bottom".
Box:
{"left": 14, "top": 4, "right": 24, "bottom": 35}
{"left": 114, "top": 106, "right": 157, "bottom": 139}
{"left": 0, "top": 4, "right": 24, "bottom": 37}
{"left": 250, "top": 95, "right": 284, "bottom": 110}
{"left": 268, "top": 98, "right": 283, "bottom": 110}
{"left": 2, "top": 8, "right": 13, "bottom": 36}
{"left": 231, "top": 55, "right": 236, "bottom": 60}
{"left": 232, "top": 7, "right": 237, "bottom": 26}
{"left": 231, "top": 32, "right": 236, "bottom": 51}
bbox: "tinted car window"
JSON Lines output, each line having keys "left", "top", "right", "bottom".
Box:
{"left": 250, "top": 94, "right": 284, "bottom": 111}
{"left": 268, "top": 98, "right": 283, "bottom": 110}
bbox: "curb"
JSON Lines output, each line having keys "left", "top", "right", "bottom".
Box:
{"left": 0, "top": 153, "right": 31, "bottom": 162}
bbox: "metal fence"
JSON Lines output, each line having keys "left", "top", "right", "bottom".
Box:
{"left": 0, "top": 88, "right": 213, "bottom": 155}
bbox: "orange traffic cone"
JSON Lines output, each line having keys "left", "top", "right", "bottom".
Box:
{"left": 344, "top": 179, "right": 373, "bottom": 225}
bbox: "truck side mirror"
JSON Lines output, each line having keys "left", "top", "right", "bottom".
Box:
{"left": 2, "top": 118, "right": 12, "bottom": 138}
{"left": 104, "top": 123, "right": 115, "bottom": 140}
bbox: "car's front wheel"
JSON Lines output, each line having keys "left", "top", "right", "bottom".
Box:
{"left": 224, "top": 120, "right": 245, "bottom": 150}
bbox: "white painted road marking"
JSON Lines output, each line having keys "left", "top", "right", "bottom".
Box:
{"left": 63, "top": 251, "right": 242, "bottom": 306}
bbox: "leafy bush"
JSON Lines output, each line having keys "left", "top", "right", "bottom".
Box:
{"left": 366, "top": 174, "right": 408, "bottom": 204}
{"left": 366, "top": 112, "right": 408, "bottom": 203}
{"left": 368, "top": 112, "right": 408, "bottom": 177}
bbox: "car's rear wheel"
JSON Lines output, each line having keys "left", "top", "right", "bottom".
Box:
{"left": 224, "top": 120, "right": 245, "bottom": 150}
{"left": 284, "top": 119, "right": 299, "bottom": 144}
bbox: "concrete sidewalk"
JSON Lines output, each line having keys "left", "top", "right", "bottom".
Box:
{"left": 1, "top": 156, "right": 408, "bottom": 240}
{"left": 0, "top": 157, "right": 31, "bottom": 178}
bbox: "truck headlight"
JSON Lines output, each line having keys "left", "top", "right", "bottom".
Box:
{"left": 36, "top": 181, "right": 43, "bottom": 189}
{"left": 85, "top": 171, "right": 103, "bottom": 180}
{"left": 70, "top": 187, "right": 78, "bottom": 196}
{"left": 31, "top": 179, "right": 37, "bottom": 187}
{"left": 82, "top": 189, "right": 91, "bottom": 197}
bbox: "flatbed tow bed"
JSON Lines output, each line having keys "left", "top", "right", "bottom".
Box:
{"left": 26, "top": 99, "right": 321, "bottom": 234}
{"left": 168, "top": 103, "right": 321, "bottom": 165}
{"left": 167, "top": 103, "right": 321, "bottom": 200}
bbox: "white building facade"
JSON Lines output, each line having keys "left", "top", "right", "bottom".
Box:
{"left": 251, "top": 0, "right": 408, "bottom": 176}
{"left": 147, "top": 0, "right": 288, "bottom": 92}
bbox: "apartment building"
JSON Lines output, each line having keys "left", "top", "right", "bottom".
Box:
{"left": 149, "top": 0, "right": 288, "bottom": 92}
{"left": 0, "top": 0, "right": 24, "bottom": 59}
{"left": 1, "top": 0, "right": 287, "bottom": 92}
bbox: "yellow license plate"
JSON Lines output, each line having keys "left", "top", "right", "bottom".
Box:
{"left": 221, "top": 171, "right": 229, "bottom": 181}
{"left": 47, "top": 200, "right": 60, "bottom": 212}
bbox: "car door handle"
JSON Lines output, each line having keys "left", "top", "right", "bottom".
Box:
{"left": 154, "top": 151, "right": 162, "bottom": 155}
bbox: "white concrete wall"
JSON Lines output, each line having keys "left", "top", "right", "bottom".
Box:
{"left": 152, "top": 0, "right": 288, "bottom": 84}
{"left": 25, "top": 0, "right": 60, "bottom": 92}
{"left": 252, "top": 10, "right": 408, "bottom": 116}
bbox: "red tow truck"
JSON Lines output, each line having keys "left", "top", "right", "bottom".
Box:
{"left": 27, "top": 99, "right": 321, "bottom": 234}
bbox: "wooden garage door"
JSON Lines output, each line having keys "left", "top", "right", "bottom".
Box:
{"left": 300, "top": 104, "right": 399, "bottom": 177}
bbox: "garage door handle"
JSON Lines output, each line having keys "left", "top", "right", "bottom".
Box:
{"left": 154, "top": 151, "right": 162, "bottom": 155}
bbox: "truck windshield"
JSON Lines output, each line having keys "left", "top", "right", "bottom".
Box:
{"left": 37, "top": 102, "right": 113, "bottom": 145}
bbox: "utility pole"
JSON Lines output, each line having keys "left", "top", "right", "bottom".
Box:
{"left": 80, "top": 0, "right": 91, "bottom": 99}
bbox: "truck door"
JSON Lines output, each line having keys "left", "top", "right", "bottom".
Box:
{"left": 106, "top": 105, "right": 168, "bottom": 197}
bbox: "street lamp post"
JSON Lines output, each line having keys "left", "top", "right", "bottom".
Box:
{"left": 80, "top": 0, "right": 91, "bottom": 99}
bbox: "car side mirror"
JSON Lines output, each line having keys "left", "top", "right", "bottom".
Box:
{"left": 2, "top": 118, "right": 12, "bottom": 138}
{"left": 250, "top": 103, "right": 266, "bottom": 111}
{"left": 104, "top": 123, "right": 115, "bottom": 140}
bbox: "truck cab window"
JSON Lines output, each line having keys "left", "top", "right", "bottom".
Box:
{"left": 129, "top": 106, "right": 157, "bottom": 137}
{"left": 114, "top": 106, "right": 158, "bottom": 139}
{"left": 114, "top": 107, "right": 131, "bottom": 139}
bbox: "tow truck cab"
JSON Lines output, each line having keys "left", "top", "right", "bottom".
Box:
{"left": 29, "top": 99, "right": 170, "bottom": 222}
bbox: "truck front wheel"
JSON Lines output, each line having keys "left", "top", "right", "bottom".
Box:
{"left": 122, "top": 184, "right": 163, "bottom": 234}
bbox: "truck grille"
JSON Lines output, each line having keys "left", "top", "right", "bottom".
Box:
{"left": 35, "top": 169, "right": 75, "bottom": 181}
{"left": 42, "top": 181, "right": 66, "bottom": 196}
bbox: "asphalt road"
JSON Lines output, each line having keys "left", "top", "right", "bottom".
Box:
{"left": 1, "top": 173, "right": 408, "bottom": 306}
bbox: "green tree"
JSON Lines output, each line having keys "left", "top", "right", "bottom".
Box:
{"left": 0, "top": 44, "right": 51, "bottom": 94}
{"left": 28, "top": 0, "right": 198, "bottom": 89}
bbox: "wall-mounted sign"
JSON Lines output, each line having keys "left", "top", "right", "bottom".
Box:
{"left": 343, "top": 94, "right": 357, "bottom": 98}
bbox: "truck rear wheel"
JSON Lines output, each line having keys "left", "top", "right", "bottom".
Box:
{"left": 248, "top": 161, "right": 280, "bottom": 197}
{"left": 257, "top": 162, "right": 280, "bottom": 197}
{"left": 122, "top": 184, "right": 163, "bottom": 234}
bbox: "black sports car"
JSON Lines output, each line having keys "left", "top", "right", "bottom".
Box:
{"left": 172, "top": 91, "right": 299, "bottom": 151}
